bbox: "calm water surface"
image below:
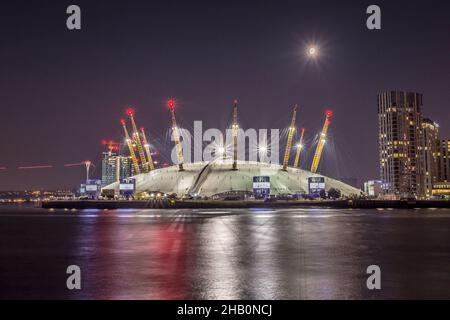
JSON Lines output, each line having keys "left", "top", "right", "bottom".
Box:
{"left": 1, "top": 204, "right": 450, "bottom": 299}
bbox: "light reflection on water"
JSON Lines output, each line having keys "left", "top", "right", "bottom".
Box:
{"left": 1, "top": 206, "right": 450, "bottom": 299}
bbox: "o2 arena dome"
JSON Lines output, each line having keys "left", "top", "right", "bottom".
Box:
{"left": 103, "top": 160, "right": 361, "bottom": 198}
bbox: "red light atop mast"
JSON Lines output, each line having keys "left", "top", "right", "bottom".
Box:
{"left": 325, "top": 110, "right": 333, "bottom": 117}
{"left": 126, "top": 107, "right": 135, "bottom": 117}
{"left": 167, "top": 99, "right": 176, "bottom": 110}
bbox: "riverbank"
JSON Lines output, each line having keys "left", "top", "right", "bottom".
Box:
{"left": 41, "top": 199, "right": 450, "bottom": 209}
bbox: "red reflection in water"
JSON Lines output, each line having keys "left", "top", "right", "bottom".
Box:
{"left": 147, "top": 223, "right": 191, "bottom": 299}
{"left": 81, "top": 214, "right": 193, "bottom": 299}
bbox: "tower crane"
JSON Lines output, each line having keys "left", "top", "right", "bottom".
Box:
{"left": 293, "top": 128, "right": 305, "bottom": 168}
{"left": 127, "top": 108, "right": 149, "bottom": 173}
{"left": 140, "top": 127, "right": 155, "bottom": 171}
{"left": 64, "top": 161, "right": 95, "bottom": 183}
{"left": 232, "top": 100, "right": 239, "bottom": 170}
{"left": 84, "top": 161, "right": 92, "bottom": 182}
{"left": 282, "top": 105, "right": 298, "bottom": 171}
{"left": 167, "top": 99, "right": 185, "bottom": 171}
{"left": 102, "top": 140, "right": 120, "bottom": 155}
{"left": 310, "top": 111, "right": 332, "bottom": 173}
{"left": 120, "top": 119, "right": 141, "bottom": 175}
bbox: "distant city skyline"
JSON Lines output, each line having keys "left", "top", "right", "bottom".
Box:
{"left": 0, "top": 0, "right": 449, "bottom": 190}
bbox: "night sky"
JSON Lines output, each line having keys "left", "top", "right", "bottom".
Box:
{"left": 0, "top": 0, "right": 449, "bottom": 190}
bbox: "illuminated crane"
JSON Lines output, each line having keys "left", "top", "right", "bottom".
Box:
{"left": 121, "top": 118, "right": 141, "bottom": 175}
{"left": 127, "top": 108, "right": 149, "bottom": 173}
{"left": 310, "top": 111, "right": 332, "bottom": 173}
{"left": 168, "top": 99, "right": 184, "bottom": 171}
{"left": 293, "top": 128, "right": 305, "bottom": 168}
{"left": 282, "top": 105, "right": 298, "bottom": 171}
{"left": 102, "top": 140, "right": 120, "bottom": 155}
{"left": 232, "top": 100, "right": 239, "bottom": 170}
{"left": 63, "top": 161, "right": 95, "bottom": 183}
{"left": 84, "top": 160, "right": 92, "bottom": 182}
{"left": 140, "top": 127, "right": 155, "bottom": 171}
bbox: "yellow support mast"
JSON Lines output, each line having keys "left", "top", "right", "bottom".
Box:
{"left": 120, "top": 119, "right": 141, "bottom": 175}
{"left": 282, "top": 105, "right": 298, "bottom": 171}
{"left": 311, "top": 111, "right": 332, "bottom": 173}
{"left": 167, "top": 99, "right": 184, "bottom": 171}
{"left": 127, "top": 108, "right": 149, "bottom": 173}
{"left": 232, "top": 100, "right": 239, "bottom": 170}
{"left": 293, "top": 127, "right": 305, "bottom": 168}
{"left": 140, "top": 127, "right": 155, "bottom": 171}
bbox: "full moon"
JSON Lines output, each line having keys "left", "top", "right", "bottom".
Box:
{"left": 308, "top": 46, "right": 318, "bottom": 57}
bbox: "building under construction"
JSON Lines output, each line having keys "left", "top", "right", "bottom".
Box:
{"left": 102, "top": 101, "right": 361, "bottom": 199}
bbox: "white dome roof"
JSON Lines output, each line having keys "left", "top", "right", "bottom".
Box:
{"left": 103, "top": 160, "right": 361, "bottom": 197}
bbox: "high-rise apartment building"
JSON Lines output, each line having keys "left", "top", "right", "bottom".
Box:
{"left": 421, "top": 118, "right": 440, "bottom": 197}
{"left": 438, "top": 139, "right": 450, "bottom": 182}
{"left": 378, "top": 91, "right": 424, "bottom": 198}
{"left": 101, "top": 152, "right": 134, "bottom": 187}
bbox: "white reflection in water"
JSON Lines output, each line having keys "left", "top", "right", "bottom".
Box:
{"left": 194, "top": 218, "right": 240, "bottom": 299}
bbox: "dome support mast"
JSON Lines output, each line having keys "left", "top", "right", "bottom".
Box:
{"left": 282, "top": 105, "right": 298, "bottom": 171}
{"left": 311, "top": 111, "right": 332, "bottom": 173}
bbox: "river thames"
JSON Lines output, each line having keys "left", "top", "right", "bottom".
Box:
{"left": 1, "top": 205, "right": 450, "bottom": 299}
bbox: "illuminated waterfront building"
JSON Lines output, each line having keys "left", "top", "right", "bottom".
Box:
{"left": 364, "top": 180, "right": 382, "bottom": 198}
{"left": 432, "top": 182, "right": 450, "bottom": 199}
{"left": 378, "top": 91, "right": 424, "bottom": 198}
{"left": 101, "top": 152, "right": 134, "bottom": 187}
{"left": 421, "top": 118, "right": 440, "bottom": 198}
{"left": 438, "top": 139, "right": 450, "bottom": 183}
{"left": 102, "top": 160, "right": 361, "bottom": 198}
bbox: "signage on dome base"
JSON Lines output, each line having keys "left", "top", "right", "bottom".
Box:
{"left": 253, "top": 176, "right": 270, "bottom": 198}
{"left": 308, "top": 176, "right": 325, "bottom": 195}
